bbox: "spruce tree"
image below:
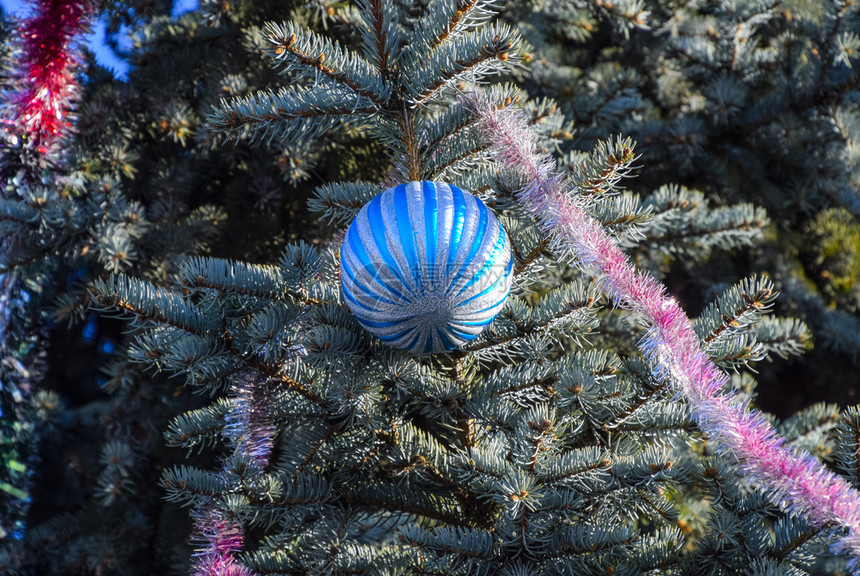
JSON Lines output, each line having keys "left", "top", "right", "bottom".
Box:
{"left": 0, "top": 0, "right": 859, "bottom": 575}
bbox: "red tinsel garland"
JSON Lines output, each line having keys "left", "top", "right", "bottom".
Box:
{"left": 9, "top": 0, "right": 92, "bottom": 149}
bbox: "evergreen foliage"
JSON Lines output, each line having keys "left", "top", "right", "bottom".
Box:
{"left": 510, "top": 0, "right": 860, "bottom": 403}
{"left": 0, "top": 0, "right": 858, "bottom": 574}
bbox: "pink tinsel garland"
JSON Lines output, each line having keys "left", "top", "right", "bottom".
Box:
{"left": 190, "top": 375, "right": 276, "bottom": 576}
{"left": 472, "top": 94, "right": 860, "bottom": 572}
{"left": 191, "top": 504, "right": 255, "bottom": 576}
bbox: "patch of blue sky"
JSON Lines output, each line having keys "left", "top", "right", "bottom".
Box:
{"left": 173, "top": 0, "right": 198, "bottom": 17}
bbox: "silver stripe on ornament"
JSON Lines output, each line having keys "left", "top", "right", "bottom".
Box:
{"left": 340, "top": 181, "right": 513, "bottom": 353}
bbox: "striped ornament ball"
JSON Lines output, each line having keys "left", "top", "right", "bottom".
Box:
{"left": 340, "top": 181, "right": 513, "bottom": 353}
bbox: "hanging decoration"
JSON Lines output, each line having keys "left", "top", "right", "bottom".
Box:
{"left": 7, "top": 0, "right": 92, "bottom": 150}
{"left": 340, "top": 181, "right": 512, "bottom": 354}
{"left": 472, "top": 93, "right": 860, "bottom": 572}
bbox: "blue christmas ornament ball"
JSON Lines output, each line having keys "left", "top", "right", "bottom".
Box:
{"left": 340, "top": 181, "right": 513, "bottom": 354}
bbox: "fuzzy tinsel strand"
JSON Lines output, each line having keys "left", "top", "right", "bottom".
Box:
{"left": 8, "top": 0, "right": 92, "bottom": 149}
{"left": 191, "top": 505, "right": 256, "bottom": 576}
{"left": 471, "top": 93, "right": 860, "bottom": 573}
